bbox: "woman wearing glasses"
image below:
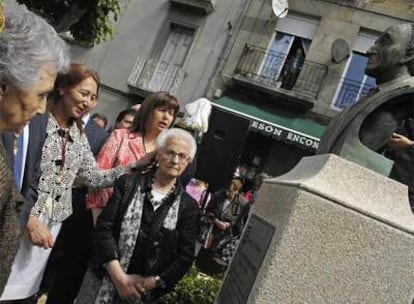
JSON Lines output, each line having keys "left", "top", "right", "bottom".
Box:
{"left": 77, "top": 128, "right": 200, "bottom": 303}
{"left": 87, "top": 91, "right": 179, "bottom": 224}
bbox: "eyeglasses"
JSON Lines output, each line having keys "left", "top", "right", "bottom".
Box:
{"left": 163, "top": 149, "right": 190, "bottom": 162}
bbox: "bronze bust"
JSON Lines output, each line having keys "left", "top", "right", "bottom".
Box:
{"left": 317, "top": 23, "right": 414, "bottom": 176}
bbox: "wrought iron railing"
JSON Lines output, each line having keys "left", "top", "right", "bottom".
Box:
{"left": 234, "top": 44, "right": 328, "bottom": 98}
{"left": 333, "top": 78, "right": 377, "bottom": 110}
{"left": 127, "top": 56, "right": 185, "bottom": 94}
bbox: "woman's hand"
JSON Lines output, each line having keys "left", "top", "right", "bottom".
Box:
{"left": 214, "top": 218, "right": 231, "bottom": 230}
{"left": 388, "top": 133, "right": 414, "bottom": 150}
{"left": 106, "top": 260, "right": 146, "bottom": 301}
{"left": 27, "top": 216, "right": 54, "bottom": 249}
{"left": 127, "top": 150, "right": 157, "bottom": 173}
{"left": 142, "top": 276, "right": 157, "bottom": 291}
{"left": 113, "top": 272, "right": 146, "bottom": 301}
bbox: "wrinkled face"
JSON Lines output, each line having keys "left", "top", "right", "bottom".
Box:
{"left": 147, "top": 106, "right": 175, "bottom": 134}
{"left": 156, "top": 137, "right": 191, "bottom": 179}
{"left": 0, "top": 64, "right": 57, "bottom": 133}
{"left": 365, "top": 24, "right": 411, "bottom": 77}
{"left": 116, "top": 114, "right": 134, "bottom": 129}
{"left": 60, "top": 76, "right": 98, "bottom": 119}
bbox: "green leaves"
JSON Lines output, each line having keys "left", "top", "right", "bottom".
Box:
{"left": 159, "top": 266, "right": 222, "bottom": 304}
{"left": 17, "top": 0, "right": 123, "bottom": 45}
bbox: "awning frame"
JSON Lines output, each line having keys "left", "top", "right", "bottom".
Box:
{"left": 213, "top": 100, "right": 323, "bottom": 151}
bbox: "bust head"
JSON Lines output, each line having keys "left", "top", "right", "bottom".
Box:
{"left": 365, "top": 23, "right": 414, "bottom": 84}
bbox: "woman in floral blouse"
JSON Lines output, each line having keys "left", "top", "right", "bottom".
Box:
{"left": 0, "top": 64, "right": 138, "bottom": 301}
{"left": 87, "top": 91, "right": 179, "bottom": 223}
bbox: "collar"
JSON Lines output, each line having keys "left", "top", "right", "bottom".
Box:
{"left": 48, "top": 114, "right": 81, "bottom": 142}
{"left": 82, "top": 114, "right": 90, "bottom": 126}
{"left": 139, "top": 168, "right": 183, "bottom": 197}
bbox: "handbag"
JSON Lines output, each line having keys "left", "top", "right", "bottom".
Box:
{"left": 199, "top": 222, "right": 215, "bottom": 249}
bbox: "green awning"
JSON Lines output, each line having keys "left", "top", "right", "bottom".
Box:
{"left": 214, "top": 97, "right": 326, "bottom": 151}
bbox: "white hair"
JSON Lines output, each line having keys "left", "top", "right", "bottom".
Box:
{"left": 156, "top": 128, "right": 197, "bottom": 160}
{"left": 0, "top": 5, "right": 69, "bottom": 90}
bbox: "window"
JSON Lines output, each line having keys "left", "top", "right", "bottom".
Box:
{"left": 234, "top": 14, "right": 326, "bottom": 97}
{"left": 128, "top": 23, "right": 195, "bottom": 94}
{"left": 148, "top": 24, "right": 194, "bottom": 92}
{"left": 332, "top": 32, "right": 378, "bottom": 110}
{"left": 259, "top": 32, "right": 310, "bottom": 88}
{"left": 332, "top": 52, "right": 376, "bottom": 110}
{"left": 258, "top": 14, "right": 317, "bottom": 89}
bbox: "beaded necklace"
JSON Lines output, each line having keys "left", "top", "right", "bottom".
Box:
{"left": 146, "top": 180, "right": 176, "bottom": 210}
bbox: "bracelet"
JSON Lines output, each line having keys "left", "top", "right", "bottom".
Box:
{"left": 154, "top": 275, "right": 166, "bottom": 288}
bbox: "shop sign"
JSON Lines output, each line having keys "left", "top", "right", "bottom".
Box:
{"left": 250, "top": 120, "right": 319, "bottom": 150}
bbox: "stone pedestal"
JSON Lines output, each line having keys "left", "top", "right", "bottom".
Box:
{"left": 216, "top": 154, "right": 414, "bottom": 304}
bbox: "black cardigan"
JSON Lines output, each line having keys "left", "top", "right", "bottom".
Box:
{"left": 91, "top": 171, "right": 200, "bottom": 297}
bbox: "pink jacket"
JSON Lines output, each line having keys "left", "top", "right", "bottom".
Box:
{"left": 87, "top": 129, "right": 146, "bottom": 209}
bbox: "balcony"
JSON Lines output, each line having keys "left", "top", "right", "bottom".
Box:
{"left": 333, "top": 78, "right": 377, "bottom": 110}
{"left": 233, "top": 44, "right": 328, "bottom": 109}
{"left": 169, "top": 0, "right": 216, "bottom": 14}
{"left": 127, "top": 56, "right": 185, "bottom": 96}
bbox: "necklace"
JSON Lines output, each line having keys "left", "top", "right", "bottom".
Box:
{"left": 147, "top": 180, "right": 175, "bottom": 209}
{"left": 56, "top": 128, "right": 69, "bottom": 184}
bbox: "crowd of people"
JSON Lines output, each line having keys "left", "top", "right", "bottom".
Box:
{"left": 2, "top": 1, "right": 412, "bottom": 303}
{"left": 0, "top": 4, "right": 269, "bottom": 304}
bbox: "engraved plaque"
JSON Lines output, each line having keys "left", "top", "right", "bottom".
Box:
{"left": 215, "top": 214, "right": 275, "bottom": 304}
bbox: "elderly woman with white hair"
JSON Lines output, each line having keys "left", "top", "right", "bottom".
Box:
{"left": 0, "top": 4, "right": 69, "bottom": 297}
{"left": 77, "top": 128, "right": 200, "bottom": 304}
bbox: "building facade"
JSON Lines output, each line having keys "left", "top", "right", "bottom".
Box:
{"left": 66, "top": 0, "right": 249, "bottom": 126}
{"left": 207, "top": 0, "right": 414, "bottom": 180}
{"left": 10, "top": 0, "right": 411, "bottom": 187}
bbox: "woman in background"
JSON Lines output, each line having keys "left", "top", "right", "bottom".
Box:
{"left": 204, "top": 176, "right": 249, "bottom": 265}
{"left": 87, "top": 91, "right": 179, "bottom": 223}
{"left": 109, "top": 108, "right": 136, "bottom": 131}
{"left": 0, "top": 4, "right": 69, "bottom": 296}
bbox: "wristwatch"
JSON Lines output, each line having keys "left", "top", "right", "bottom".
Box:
{"left": 154, "top": 275, "right": 165, "bottom": 288}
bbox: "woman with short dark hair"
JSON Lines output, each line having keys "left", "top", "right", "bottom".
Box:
{"left": 87, "top": 91, "right": 179, "bottom": 223}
